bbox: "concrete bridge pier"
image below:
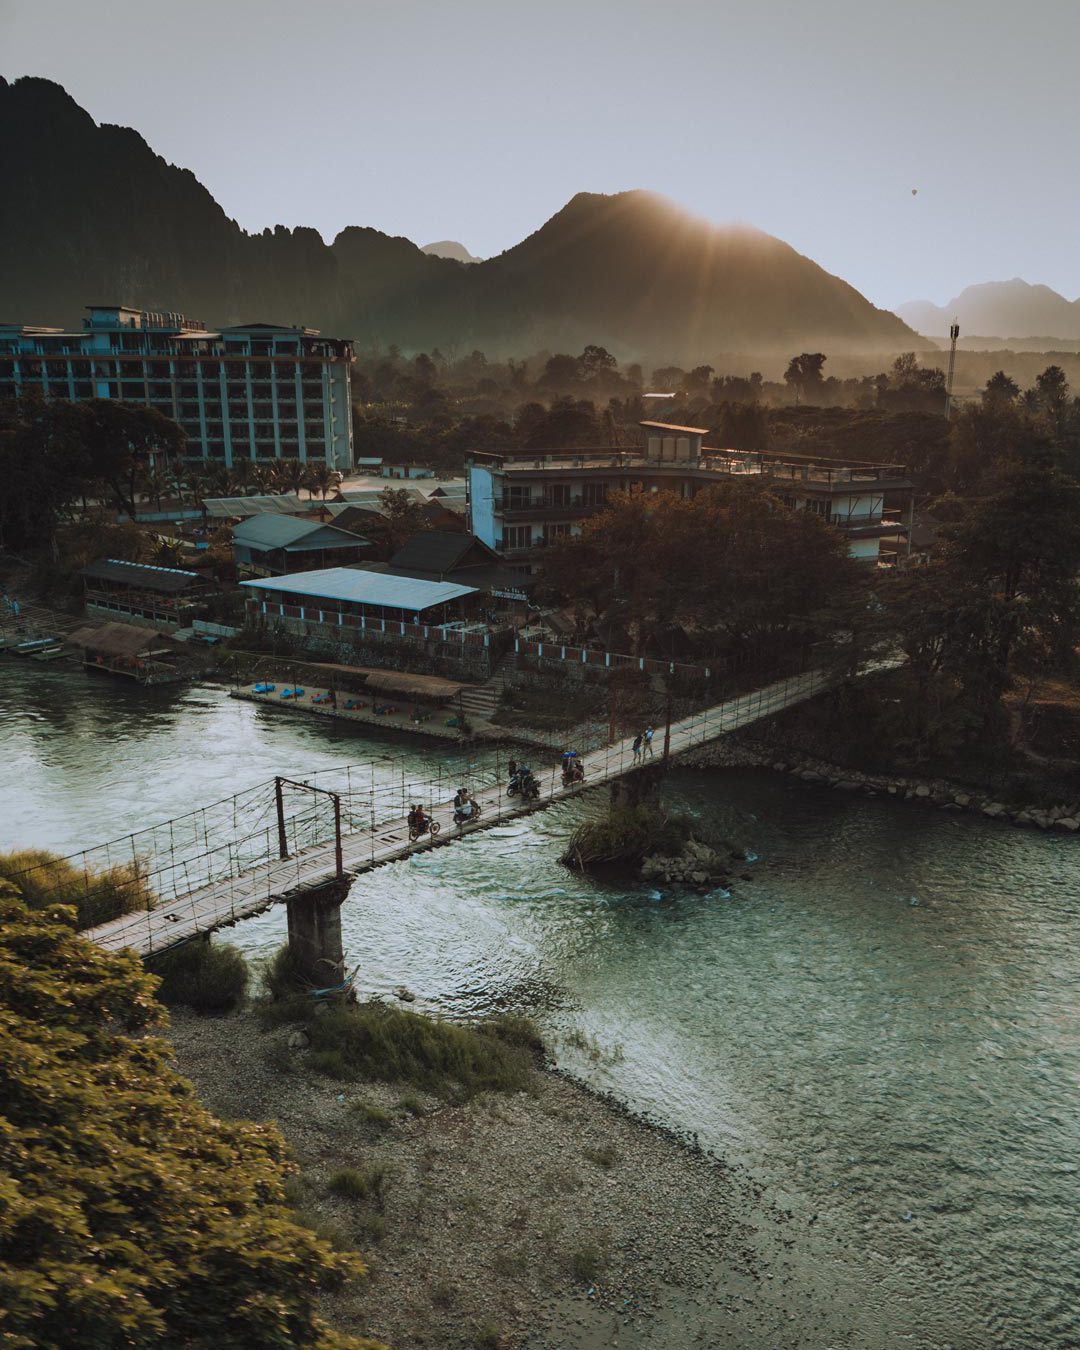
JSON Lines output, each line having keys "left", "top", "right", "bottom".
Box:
{"left": 285, "top": 876, "right": 352, "bottom": 990}
{"left": 610, "top": 761, "right": 667, "bottom": 810}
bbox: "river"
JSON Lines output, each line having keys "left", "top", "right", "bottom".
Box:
{"left": 2, "top": 662, "right": 1077, "bottom": 1348}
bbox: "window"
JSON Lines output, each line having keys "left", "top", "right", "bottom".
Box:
{"left": 507, "top": 485, "right": 533, "bottom": 509}
{"left": 503, "top": 525, "right": 532, "bottom": 551}
{"left": 544, "top": 523, "right": 572, "bottom": 543}
{"left": 583, "top": 482, "right": 608, "bottom": 506}
{"left": 547, "top": 482, "right": 572, "bottom": 507}
{"left": 804, "top": 499, "right": 831, "bottom": 519}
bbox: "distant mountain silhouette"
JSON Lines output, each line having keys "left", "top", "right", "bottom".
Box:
{"left": 1, "top": 76, "right": 918, "bottom": 360}
{"left": 421, "top": 240, "right": 481, "bottom": 263}
{"left": 896, "top": 280, "right": 1080, "bottom": 341}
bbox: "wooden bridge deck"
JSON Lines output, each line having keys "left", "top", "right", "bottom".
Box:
{"left": 84, "top": 669, "right": 825, "bottom": 957}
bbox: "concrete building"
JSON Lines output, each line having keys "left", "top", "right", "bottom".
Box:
{"left": 0, "top": 305, "right": 354, "bottom": 470}
{"left": 466, "top": 421, "right": 912, "bottom": 569}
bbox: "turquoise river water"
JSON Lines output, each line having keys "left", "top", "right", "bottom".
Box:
{"left": 1, "top": 663, "right": 1077, "bottom": 1348}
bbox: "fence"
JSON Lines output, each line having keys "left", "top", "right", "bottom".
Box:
{"left": 513, "top": 638, "right": 713, "bottom": 679}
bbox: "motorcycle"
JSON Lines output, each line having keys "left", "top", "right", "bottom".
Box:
{"left": 508, "top": 769, "right": 541, "bottom": 802}
{"left": 561, "top": 764, "right": 586, "bottom": 787}
{"left": 453, "top": 801, "right": 482, "bottom": 827}
{"left": 408, "top": 817, "right": 441, "bottom": 842}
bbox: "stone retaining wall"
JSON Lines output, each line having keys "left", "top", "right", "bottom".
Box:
{"left": 681, "top": 736, "right": 1080, "bottom": 833}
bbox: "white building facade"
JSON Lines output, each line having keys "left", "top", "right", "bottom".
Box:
{"left": 0, "top": 305, "right": 354, "bottom": 470}
{"left": 467, "top": 423, "right": 912, "bottom": 568}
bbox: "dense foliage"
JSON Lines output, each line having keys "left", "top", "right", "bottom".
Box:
{"left": 538, "top": 481, "right": 864, "bottom": 663}
{"left": 149, "top": 938, "right": 250, "bottom": 1014}
{"left": 0, "top": 883, "right": 383, "bottom": 1350}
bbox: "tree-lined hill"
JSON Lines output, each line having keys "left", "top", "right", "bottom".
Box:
{"left": 1, "top": 75, "right": 917, "bottom": 361}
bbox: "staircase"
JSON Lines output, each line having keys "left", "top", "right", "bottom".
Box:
{"left": 457, "top": 651, "right": 516, "bottom": 723}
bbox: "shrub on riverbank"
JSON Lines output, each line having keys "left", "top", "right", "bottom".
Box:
{"left": 307, "top": 1001, "right": 537, "bottom": 1098}
{"left": 561, "top": 804, "right": 694, "bottom": 872}
{"left": 0, "top": 847, "right": 154, "bottom": 930}
{"left": 148, "top": 938, "right": 249, "bottom": 1013}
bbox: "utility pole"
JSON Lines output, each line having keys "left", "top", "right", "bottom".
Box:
{"left": 944, "top": 321, "right": 960, "bottom": 420}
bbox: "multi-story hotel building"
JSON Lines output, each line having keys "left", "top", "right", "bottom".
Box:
{"left": 467, "top": 421, "right": 912, "bottom": 568}
{"left": 0, "top": 305, "right": 354, "bottom": 469}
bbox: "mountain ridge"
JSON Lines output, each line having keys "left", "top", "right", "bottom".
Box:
{"left": 1, "top": 75, "right": 919, "bottom": 360}
{"left": 895, "top": 280, "right": 1080, "bottom": 342}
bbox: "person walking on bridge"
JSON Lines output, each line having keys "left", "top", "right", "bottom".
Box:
{"left": 643, "top": 725, "right": 655, "bottom": 758}
{"left": 632, "top": 733, "right": 642, "bottom": 764}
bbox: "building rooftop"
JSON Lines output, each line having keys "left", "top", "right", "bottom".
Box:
{"left": 639, "top": 421, "right": 710, "bottom": 434}
{"left": 241, "top": 568, "right": 478, "bottom": 612}
{"left": 204, "top": 493, "right": 311, "bottom": 519}
{"left": 80, "top": 559, "right": 203, "bottom": 593}
{"left": 233, "top": 514, "right": 368, "bottom": 550}
{"left": 389, "top": 531, "right": 501, "bottom": 577}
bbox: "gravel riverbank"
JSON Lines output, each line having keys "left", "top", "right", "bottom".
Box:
{"left": 167, "top": 1007, "right": 875, "bottom": 1350}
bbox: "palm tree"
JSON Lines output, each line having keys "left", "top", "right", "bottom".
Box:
{"left": 306, "top": 462, "right": 343, "bottom": 500}
{"left": 138, "top": 466, "right": 171, "bottom": 513}
{"left": 271, "top": 458, "right": 313, "bottom": 496}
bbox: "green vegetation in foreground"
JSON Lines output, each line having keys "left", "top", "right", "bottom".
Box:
{"left": 148, "top": 938, "right": 250, "bottom": 1013}
{"left": 0, "top": 847, "right": 154, "bottom": 931}
{"left": 561, "top": 804, "right": 694, "bottom": 871}
{"left": 259, "top": 944, "right": 543, "bottom": 1098}
{"left": 0, "top": 882, "right": 385, "bottom": 1350}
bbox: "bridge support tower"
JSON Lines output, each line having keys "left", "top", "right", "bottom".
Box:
{"left": 610, "top": 760, "right": 667, "bottom": 809}
{"left": 285, "top": 877, "right": 352, "bottom": 989}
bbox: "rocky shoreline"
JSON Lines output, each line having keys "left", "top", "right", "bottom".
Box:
{"left": 682, "top": 734, "right": 1080, "bottom": 834}
{"left": 166, "top": 1006, "right": 867, "bottom": 1350}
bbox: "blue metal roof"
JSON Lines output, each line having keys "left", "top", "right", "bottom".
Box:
{"left": 240, "top": 567, "right": 477, "bottom": 612}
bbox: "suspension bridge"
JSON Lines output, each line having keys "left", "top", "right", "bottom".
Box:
{"left": 33, "top": 666, "right": 830, "bottom": 966}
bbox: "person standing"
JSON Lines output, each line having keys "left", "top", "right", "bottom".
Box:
{"left": 632, "top": 734, "right": 642, "bottom": 763}
{"left": 643, "top": 725, "right": 654, "bottom": 758}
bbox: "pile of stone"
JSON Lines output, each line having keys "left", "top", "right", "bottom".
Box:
{"left": 641, "top": 838, "right": 734, "bottom": 888}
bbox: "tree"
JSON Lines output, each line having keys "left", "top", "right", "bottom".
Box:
{"left": 1034, "top": 364, "right": 1069, "bottom": 421}
{"left": 522, "top": 402, "right": 599, "bottom": 449}
{"left": 272, "top": 459, "right": 315, "bottom": 496}
{"left": 982, "top": 371, "right": 1020, "bottom": 406}
{"left": 0, "top": 883, "right": 384, "bottom": 1350}
{"left": 307, "top": 462, "right": 343, "bottom": 500}
{"left": 539, "top": 354, "right": 581, "bottom": 390}
{"left": 783, "top": 353, "right": 827, "bottom": 405}
{"left": 579, "top": 345, "right": 618, "bottom": 382}
{"left": 377, "top": 487, "right": 427, "bottom": 553}
{"left": 77, "top": 400, "right": 187, "bottom": 519}
{"left": 539, "top": 482, "right": 863, "bottom": 661}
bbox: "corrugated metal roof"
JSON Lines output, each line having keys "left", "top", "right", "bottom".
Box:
{"left": 241, "top": 567, "right": 477, "bottom": 611}
{"left": 233, "top": 514, "right": 366, "bottom": 550}
{"left": 390, "top": 532, "right": 499, "bottom": 576}
{"left": 80, "top": 559, "right": 201, "bottom": 592}
{"left": 205, "top": 493, "right": 310, "bottom": 519}
{"left": 639, "top": 421, "right": 710, "bottom": 434}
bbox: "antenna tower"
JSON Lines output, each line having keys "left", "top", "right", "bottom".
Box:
{"left": 945, "top": 321, "right": 960, "bottom": 419}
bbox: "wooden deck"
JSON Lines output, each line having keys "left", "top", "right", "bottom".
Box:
{"left": 83, "top": 668, "right": 825, "bottom": 957}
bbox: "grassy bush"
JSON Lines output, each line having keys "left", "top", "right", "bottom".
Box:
{"left": 350, "top": 1101, "right": 394, "bottom": 1131}
{"left": 480, "top": 1013, "right": 547, "bottom": 1057}
{"left": 561, "top": 805, "right": 694, "bottom": 872}
{"left": 148, "top": 939, "right": 249, "bottom": 1013}
{"left": 327, "top": 1166, "right": 391, "bottom": 1207}
{"left": 569, "top": 1243, "right": 604, "bottom": 1283}
{"left": 261, "top": 943, "right": 310, "bottom": 1002}
{"left": 582, "top": 1143, "right": 618, "bottom": 1170}
{"left": 0, "top": 848, "right": 154, "bottom": 931}
{"left": 306, "top": 1001, "right": 535, "bottom": 1098}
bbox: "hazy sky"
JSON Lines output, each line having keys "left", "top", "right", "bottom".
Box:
{"left": 3, "top": 0, "right": 1078, "bottom": 309}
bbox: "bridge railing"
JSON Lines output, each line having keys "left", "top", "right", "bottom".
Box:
{"left": 55, "top": 662, "right": 834, "bottom": 955}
